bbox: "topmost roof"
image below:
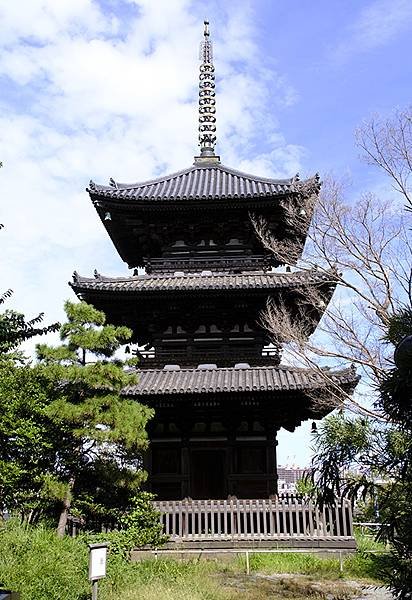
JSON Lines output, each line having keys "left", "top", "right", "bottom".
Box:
{"left": 88, "top": 162, "right": 313, "bottom": 203}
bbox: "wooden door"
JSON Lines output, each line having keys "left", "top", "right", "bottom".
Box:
{"left": 190, "top": 449, "right": 226, "bottom": 499}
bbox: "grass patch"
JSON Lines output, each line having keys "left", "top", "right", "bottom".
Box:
{"left": 0, "top": 521, "right": 388, "bottom": 599}
{"left": 0, "top": 520, "right": 89, "bottom": 600}
{"left": 244, "top": 530, "right": 388, "bottom": 584}
{"left": 0, "top": 521, "right": 233, "bottom": 600}
{"left": 344, "top": 528, "right": 390, "bottom": 582}
{"left": 245, "top": 550, "right": 385, "bottom": 582}
{"left": 246, "top": 552, "right": 341, "bottom": 577}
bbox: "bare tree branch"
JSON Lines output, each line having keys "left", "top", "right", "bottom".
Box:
{"left": 356, "top": 108, "right": 412, "bottom": 209}
{"left": 252, "top": 169, "right": 411, "bottom": 420}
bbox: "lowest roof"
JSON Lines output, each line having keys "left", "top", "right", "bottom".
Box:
{"left": 123, "top": 364, "right": 359, "bottom": 396}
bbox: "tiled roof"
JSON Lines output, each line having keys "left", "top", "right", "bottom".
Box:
{"left": 123, "top": 364, "right": 359, "bottom": 396}
{"left": 88, "top": 163, "right": 305, "bottom": 202}
{"left": 71, "top": 268, "right": 336, "bottom": 294}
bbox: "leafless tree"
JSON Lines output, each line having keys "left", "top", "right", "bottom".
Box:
{"left": 356, "top": 107, "right": 412, "bottom": 211}
{"left": 252, "top": 108, "right": 412, "bottom": 418}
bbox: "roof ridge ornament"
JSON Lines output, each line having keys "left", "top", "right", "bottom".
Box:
{"left": 195, "top": 21, "right": 220, "bottom": 164}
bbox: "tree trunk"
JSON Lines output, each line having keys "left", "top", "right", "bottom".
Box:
{"left": 56, "top": 478, "right": 74, "bottom": 537}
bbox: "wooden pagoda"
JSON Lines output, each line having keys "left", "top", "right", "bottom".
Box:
{"left": 71, "top": 22, "right": 358, "bottom": 503}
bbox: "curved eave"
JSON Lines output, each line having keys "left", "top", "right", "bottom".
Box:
{"left": 87, "top": 164, "right": 319, "bottom": 207}
{"left": 70, "top": 269, "right": 337, "bottom": 298}
{"left": 122, "top": 365, "right": 359, "bottom": 428}
{"left": 69, "top": 269, "right": 337, "bottom": 337}
{"left": 88, "top": 163, "right": 297, "bottom": 203}
{"left": 122, "top": 364, "right": 359, "bottom": 401}
{"left": 90, "top": 193, "right": 295, "bottom": 212}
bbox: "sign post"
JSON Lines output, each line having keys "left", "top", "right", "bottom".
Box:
{"left": 88, "top": 542, "right": 109, "bottom": 600}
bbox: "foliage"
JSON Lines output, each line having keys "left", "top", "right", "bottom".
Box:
{"left": 376, "top": 309, "right": 412, "bottom": 598}
{"left": 312, "top": 415, "right": 378, "bottom": 504}
{"left": 0, "top": 299, "right": 152, "bottom": 532}
{"left": 118, "top": 492, "right": 167, "bottom": 548}
{"left": 87, "top": 492, "right": 167, "bottom": 556}
{"left": 247, "top": 533, "right": 386, "bottom": 583}
{"left": 0, "top": 359, "right": 62, "bottom": 520}
{"left": 0, "top": 520, "right": 224, "bottom": 600}
{"left": 386, "top": 307, "right": 412, "bottom": 346}
{"left": 33, "top": 300, "right": 152, "bottom": 533}
{"left": 0, "top": 520, "right": 90, "bottom": 600}
{"left": 0, "top": 308, "right": 59, "bottom": 356}
{"left": 294, "top": 476, "right": 317, "bottom": 499}
{"left": 70, "top": 458, "right": 145, "bottom": 523}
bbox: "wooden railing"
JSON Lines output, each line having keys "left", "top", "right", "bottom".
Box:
{"left": 153, "top": 498, "right": 353, "bottom": 542}
{"left": 137, "top": 346, "right": 280, "bottom": 368}
{"left": 144, "top": 255, "right": 273, "bottom": 274}
{"left": 67, "top": 497, "right": 354, "bottom": 545}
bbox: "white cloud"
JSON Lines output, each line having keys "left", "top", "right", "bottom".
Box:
{"left": 333, "top": 0, "right": 412, "bottom": 62}
{"left": 0, "top": 0, "right": 109, "bottom": 45}
{"left": 0, "top": 0, "right": 301, "bottom": 333}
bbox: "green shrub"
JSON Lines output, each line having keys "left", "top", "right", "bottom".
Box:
{"left": 85, "top": 492, "right": 167, "bottom": 557}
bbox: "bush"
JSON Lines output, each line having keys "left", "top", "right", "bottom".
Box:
{"left": 86, "top": 492, "right": 167, "bottom": 557}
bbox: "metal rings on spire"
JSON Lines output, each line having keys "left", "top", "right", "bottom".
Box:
{"left": 198, "top": 21, "right": 216, "bottom": 156}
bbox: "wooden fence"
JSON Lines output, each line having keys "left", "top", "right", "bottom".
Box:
{"left": 153, "top": 497, "right": 353, "bottom": 543}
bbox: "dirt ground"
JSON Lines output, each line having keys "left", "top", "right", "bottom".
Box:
{"left": 218, "top": 572, "right": 393, "bottom": 599}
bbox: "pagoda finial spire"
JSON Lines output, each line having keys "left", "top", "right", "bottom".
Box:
{"left": 198, "top": 20, "right": 217, "bottom": 158}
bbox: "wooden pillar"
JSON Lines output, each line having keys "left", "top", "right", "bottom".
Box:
{"left": 142, "top": 448, "right": 152, "bottom": 492}
{"left": 181, "top": 413, "right": 191, "bottom": 498}
{"left": 266, "top": 424, "right": 278, "bottom": 496}
{"left": 224, "top": 414, "right": 239, "bottom": 497}
{"left": 227, "top": 423, "right": 236, "bottom": 497}
{"left": 143, "top": 417, "right": 153, "bottom": 493}
{"left": 181, "top": 446, "right": 189, "bottom": 498}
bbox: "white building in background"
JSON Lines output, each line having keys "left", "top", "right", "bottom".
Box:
{"left": 277, "top": 465, "right": 308, "bottom": 493}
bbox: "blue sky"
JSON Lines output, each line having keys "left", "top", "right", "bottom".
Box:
{"left": 1, "top": 0, "right": 411, "bottom": 466}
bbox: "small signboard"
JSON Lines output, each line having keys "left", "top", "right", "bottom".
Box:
{"left": 88, "top": 543, "right": 108, "bottom": 581}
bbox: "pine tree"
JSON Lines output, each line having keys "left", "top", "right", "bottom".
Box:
{"left": 378, "top": 308, "right": 412, "bottom": 598}
{"left": 35, "top": 301, "right": 152, "bottom": 536}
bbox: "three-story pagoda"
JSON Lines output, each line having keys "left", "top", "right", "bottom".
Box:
{"left": 71, "top": 23, "right": 358, "bottom": 501}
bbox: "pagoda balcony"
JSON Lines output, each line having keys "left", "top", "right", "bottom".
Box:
{"left": 144, "top": 255, "right": 273, "bottom": 274}
{"left": 136, "top": 346, "right": 281, "bottom": 369}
